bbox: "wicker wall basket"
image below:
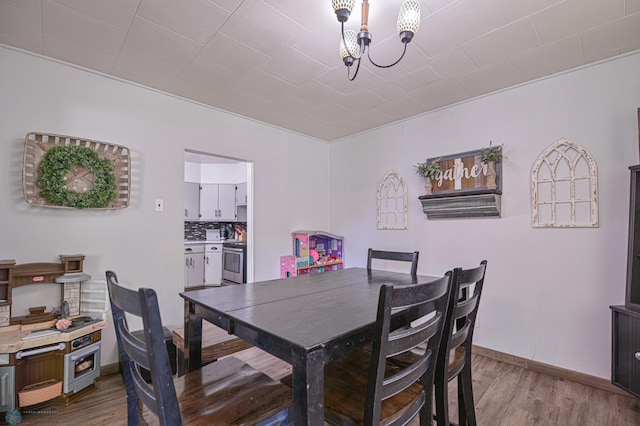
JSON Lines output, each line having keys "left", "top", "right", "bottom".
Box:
{"left": 23, "top": 132, "right": 130, "bottom": 209}
{"left": 18, "top": 379, "right": 62, "bottom": 407}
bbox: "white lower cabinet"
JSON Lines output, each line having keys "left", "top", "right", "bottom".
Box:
{"left": 184, "top": 244, "right": 204, "bottom": 288}
{"left": 204, "top": 243, "right": 223, "bottom": 286}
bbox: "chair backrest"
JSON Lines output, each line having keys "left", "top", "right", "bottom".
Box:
{"left": 106, "top": 271, "right": 182, "bottom": 426}
{"left": 440, "top": 260, "right": 487, "bottom": 381}
{"left": 367, "top": 248, "right": 420, "bottom": 276}
{"left": 364, "top": 271, "right": 453, "bottom": 425}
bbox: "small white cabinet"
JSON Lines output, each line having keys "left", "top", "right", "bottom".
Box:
{"left": 200, "top": 184, "right": 236, "bottom": 221}
{"left": 184, "top": 182, "right": 200, "bottom": 220}
{"left": 236, "top": 182, "right": 247, "bottom": 206}
{"left": 204, "top": 243, "right": 223, "bottom": 286}
{"left": 184, "top": 244, "right": 204, "bottom": 288}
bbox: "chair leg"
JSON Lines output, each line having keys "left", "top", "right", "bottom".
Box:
{"left": 420, "top": 374, "right": 434, "bottom": 426}
{"left": 434, "top": 371, "right": 450, "bottom": 426}
{"left": 458, "top": 361, "right": 477, "bottom": 426}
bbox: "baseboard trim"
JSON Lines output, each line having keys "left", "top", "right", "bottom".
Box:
{"left": 473, "top": 345, "right": 632, "bottom": 398}
{"left": 101, "top": 362, "right": 120, "bottom": 377}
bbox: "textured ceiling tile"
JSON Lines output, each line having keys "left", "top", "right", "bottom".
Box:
{"left": 454, "top": 60, "right": 520, "bottom": 96}
{"left": 314, "top": 64, "right": 382, "bottom": 95}
{"left": 462, "top": 18, "right": 540, "bottom": 68}
{"left": 50, "top": 0, "right": 138, "bottom": 29}
{"left": 293, "top": 80, "right": 343, "bottom": 106}
{"left": 414, "top": 0, "right": 491, "bottom": 57}
{"left": 410, "top": 78, "right": 469, "bottom": 110}
{"left": 0, "top": 2, "right": 42, "bottom": 53}
{"left": 429, "top": 47, "right": 477, "bottom": 77}
{"left": 581, "top": 12, "right": 640, "bottom": 59}
{"left": 332, "top": 88, "right": 388, "bottom": 112}
{"left": 42, "top": 34, "right": 117, "bottom": 73}
{"left": 209, "top": 0, "right": 243, "bottom": 13}
{"left": 136, "top": 0, "right": 230, "bottom": 44}
{"left": 1, "top": 0, "right": 41, "bottom": 14}
{"left": 472, "top": 0, "right": 563, "bottom": 29}
{"left": 122, "top": 17, "right": 203, "bottom": 67}
{"left": 219, "top": 0, "right": 307, "bottom": 56}
{"left": 394, "top": 64, "right": 442, "bottom": 91}
{"left": 509, "top": 35, "right": 584, "bottom": 80}
{"left": 199, "top": 32, "right": 271, "bottom": 76}
{"left": 532, "top": 0, "right": 625, "bottom": 44}
{"left": 42, "top": 0, "right": 126, "bottom": 56}
{"left": 629, "top": 0, "right": 640, "bottom": 14}
{"left": 178, "top": 57, "right": 242, "bottom": 90}
{"left": 112, "top": 46, "right": 183, "bottom": 90}
{"left": 258, "top": 46, "right": 330, "bottom": 86}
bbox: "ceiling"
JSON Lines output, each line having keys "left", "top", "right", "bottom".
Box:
{"left": 1, "top": 0, "right": 639, "bottom": 142}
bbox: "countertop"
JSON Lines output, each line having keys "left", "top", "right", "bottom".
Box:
{"left": 0, "top": 318, "right": 107, "bottom": 353}
{"left": 184, "top": 240, "right": 224, "bottom": 245}
{"left": 184, "top": 239, "right": 245, "bottom": 245}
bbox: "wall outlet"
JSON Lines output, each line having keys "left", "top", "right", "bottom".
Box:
{"left": 155, "top": 199, "right": 164, "bottom": 212}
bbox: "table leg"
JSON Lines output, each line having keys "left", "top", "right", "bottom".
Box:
{"left": 183, "top": 300, "right": 202, "bottom": 373}
{"left": 291, "top": 347, "right": 325, "bottom": 426}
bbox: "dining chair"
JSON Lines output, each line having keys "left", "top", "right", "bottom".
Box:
{"left": 106, "top": 271, "right": 291, "bottom": 426}
{"left": 389, "top": 261, "right": 487, "bottom": 426}
{"left": 321, "top": 271, "right": 454, "bottom": 425}
{"left": 435, "top": 260, "right": 487, "bottom": 426}
{"left": 367, "top": 248, "right": 420, "bottom": 276}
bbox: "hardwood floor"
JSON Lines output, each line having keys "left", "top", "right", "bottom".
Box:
{"left": 11, "top": 348, "right": 640, "bottom": 425}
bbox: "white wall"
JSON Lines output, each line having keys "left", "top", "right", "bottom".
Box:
{"left": 0, "top": 46, "right": 329, "bottom": 365}
{"left": 329, "top": 51, "right": 640, "bottom": 380}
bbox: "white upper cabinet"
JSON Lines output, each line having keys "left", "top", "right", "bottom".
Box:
{"left": 236, "top": 182, "right": 247, "bottom": 206}
{"left": 184, "top": 182, "right": 200, "bottom": 220}
{"left": 200, "top": 184, "right": 236, "bottom": 221}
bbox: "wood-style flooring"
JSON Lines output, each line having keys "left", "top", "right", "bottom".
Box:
{"left": 10, "top": 347, "right": 640, "bottom": 425}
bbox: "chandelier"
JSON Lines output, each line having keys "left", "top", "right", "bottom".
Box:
{"left": 332, "top": 0, "right": 421, "bottom": 81}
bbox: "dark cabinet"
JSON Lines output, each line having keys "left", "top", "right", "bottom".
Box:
{"left": 625, "top": 165, "right": 640, "bottom": 309}
{"left": 611, "top": 306, "right": 640, "bottom": 397}
{"left": 611, "top": 164, "right": 640, "bottom": 397}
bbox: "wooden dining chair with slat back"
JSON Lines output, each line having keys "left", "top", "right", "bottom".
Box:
{"left": 389, "top": 261, "right": 487, "bottom": 426}
{"left": 435, "top": 260, "right": 487, "bottom": 426}
{"left": 322, "top": 270, "right": 454, "bottom": 425}
{"left": 106, "top": 271, "right": 292, "bottom": 426}
{"left": 367, "top": 248, "right": 420, "bottom": 275}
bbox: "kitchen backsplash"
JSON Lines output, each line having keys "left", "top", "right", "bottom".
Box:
{"left": 184, "top": 222, "right": 247, "bottom": 241}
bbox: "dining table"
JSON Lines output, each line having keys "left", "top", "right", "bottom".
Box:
{"left": 180, "top": 267, "right": 439, "bottom": 426}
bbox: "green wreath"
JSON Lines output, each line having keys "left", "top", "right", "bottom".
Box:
{"left": 38, "top": 145, "right": 117, "bottom": 209}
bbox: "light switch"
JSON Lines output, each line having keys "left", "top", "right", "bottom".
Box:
{"left": 155, "top": 199, "right": 164, "bottom": 212}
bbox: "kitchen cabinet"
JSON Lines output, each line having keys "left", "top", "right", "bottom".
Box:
{"left": 236, "top": 182, "right": 247, "bottom": 206}
{"left": 200, "top": 184, "right": 236, "bottom": 221}
{"left": 204, "top": 243, "right": 222, "bottom": 286}
{"left": 184, "top": 244, "right": 204, "bottom": 288}
{"left": 184, "top": 182, "right": 200, "bottom": 220}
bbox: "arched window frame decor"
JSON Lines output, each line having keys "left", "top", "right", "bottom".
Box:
{"left": 377, "top": 171, "right": 408, "bottom": 230}
{"left": 531, "top": 138, "right": 598, "bottom": 228}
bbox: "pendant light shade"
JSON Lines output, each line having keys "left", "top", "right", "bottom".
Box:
{"left": 397, "top": 0, "right": 421, "bottom": 42}
{"left": 340, "top": 29, "right": 361, "bottom": 65}
{"left": 333, "top": 0, "right": 420, "bottom": 81}
{"left": 333, "top": 0, "right": 356, "bottom": 22}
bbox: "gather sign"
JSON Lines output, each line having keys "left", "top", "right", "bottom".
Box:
{"left": 426, "top": 148, "right": 502, "bottom": 195}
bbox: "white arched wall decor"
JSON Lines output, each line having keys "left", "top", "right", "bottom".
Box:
{"left": 531, "top": 138, "right": 599, "bottom": 228}
{"left": 377, "top": 171, "right": 408, "bottom": 230}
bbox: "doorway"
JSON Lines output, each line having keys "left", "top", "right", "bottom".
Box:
{"left": 183, "top": 149, "right": 253, "bottom": 283}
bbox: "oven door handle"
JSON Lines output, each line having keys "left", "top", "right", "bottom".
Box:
{"left": 70, "top": 342, "right": 101, "bottom": 361}
{"left": 16, "top": 342, "right": 66, "bottom": 359}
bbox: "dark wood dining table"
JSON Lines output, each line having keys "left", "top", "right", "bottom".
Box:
{"left": 180, "top": 267, "right": 439, "bottom": 425}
